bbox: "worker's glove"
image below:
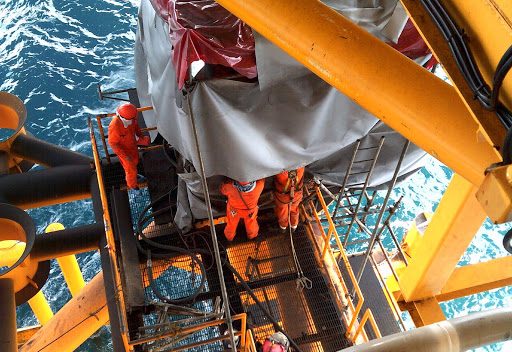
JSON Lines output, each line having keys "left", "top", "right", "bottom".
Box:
{"left": 137, "top": 135, "right": 150, "bottom": 147}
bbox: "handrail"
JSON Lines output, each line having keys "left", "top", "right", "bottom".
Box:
{"left": 88, "top": 118, "right": 131, "bottom": 350}
{"left": 129, "top": 313, "right": 248, "bottom": 350}
{"left": 97, "top": 105, "right": 153, "bottom": 119}
{"left": 244, "top": 329, "right": 258, "bottom": 352}
{"left": 303, "top": 185, "right": 382, "bottom": 343}
{"left": 353, "top": 309, "right": 381, "bottom": 342}
{"left": 94, "top": 105, "right": 156, "bottom": 164}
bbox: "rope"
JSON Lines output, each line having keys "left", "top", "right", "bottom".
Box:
{"left": 287, "top": 178, "right": 312, "bottom": 291}
{"left": 185, "top": 90, "right": 237, "bottom": 351}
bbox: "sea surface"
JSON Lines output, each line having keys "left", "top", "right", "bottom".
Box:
{"left": 0, "top": 0, "right": 510, "bottom": 351}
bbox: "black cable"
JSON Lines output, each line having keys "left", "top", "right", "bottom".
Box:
{"left": 135, "top": 186, "right": 207, "bottom": 305}
{"left": 420, "top": 0, "right": 512, "bottom": 164}
{"left": 492, "top": 46, "right": 512, "bottom": 109}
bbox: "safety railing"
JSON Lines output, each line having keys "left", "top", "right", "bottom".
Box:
{"left": 88, "top": 117, "right": 132, "bottom": 350}
{"left": 244, "top": 329, "right": 258, "bottom": 352}
{"left": 301, "top": 184, "right": 382, "bottom": 344}
{"left": 94, "top": 105, "right": 158, "bottom": 163}
{"left": 328, "top": 192, "right": 407, "bottom": 332}
{"left": 128, "top": 313, "right": 248, "bottom": 351}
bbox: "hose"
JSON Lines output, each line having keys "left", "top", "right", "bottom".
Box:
{"left": 135, "top": 186, "right": 207, "bottom": 305}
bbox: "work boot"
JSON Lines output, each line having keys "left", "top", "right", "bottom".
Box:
{"left": 291, "top": 225, "right": 297, "bottom": 233}
{"left": 279, "top": 226, "right": 287, "bottom": 234}
{"left": 247, "top": 231, "right": 259, "bottom": 240}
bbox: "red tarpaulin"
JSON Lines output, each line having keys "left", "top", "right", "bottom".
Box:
{"left": 390, "top": 19, "right": 438, "bottom": 69}
{"left": 151, "top": 0, "right": 256, "bottom": 89}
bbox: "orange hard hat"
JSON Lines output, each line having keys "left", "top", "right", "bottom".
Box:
{"left": 116, "top": 103, "right": 138, "bottom": 120}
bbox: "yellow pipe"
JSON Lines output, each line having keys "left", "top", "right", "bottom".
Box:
{"left": 27, "top": 292, "right": 53, "bottom": 326}
{"left": 45, "top": 223, "right": 85, "bottom": 297}
{"left": 215, "top": 0, "right": 501, "bottom": 185}
{"left": 0, "top": 240, "right": 25, "bottom": 267}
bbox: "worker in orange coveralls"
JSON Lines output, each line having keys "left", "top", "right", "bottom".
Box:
{"left": 108, "top": 103, "right": 150, "bottom": 190}
{"left": 220, "top": 179, "right": 264, "bottom": 241}
{"left": 274, "top": 167, "right": 305, "bottom": 233}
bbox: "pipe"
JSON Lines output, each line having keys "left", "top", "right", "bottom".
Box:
{"left": 0, "top": 279, "right": 17, "bottom": 352}
{"left": 214, "top": 0, "right": 502, "bottom": 186}
{"left": 44, "top": 223, "right": 86, "bottom": 296}
{"left": 0, "top": 164, "right": 92, "bottom": 209}
{"left": 30, "top": 223, "right": 103, "bottom": 262}
{"left": 20, "top": 272, "right": 108, "bottom": 352}
{"left": 27, "top": 291, "right": 53, "bottom": 326}
{"left": 339, "top": 308, "right": 512, "bottom": 352}
{"left": 11, "top": 134, "right": 92, "bottom": 167}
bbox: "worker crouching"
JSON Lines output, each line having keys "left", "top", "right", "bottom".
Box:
{"left": 220, "top": 179, "right": 264, "bottom": 241}
{"left": 108, "top": 103, "right": 150, "bottom": 190}
{"left": 274, "top": 167, "right": 305, "bottom": 232}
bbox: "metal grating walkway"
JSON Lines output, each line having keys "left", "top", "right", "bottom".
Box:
{"left": 138, "top": 222, "right": 352, "bottom": 351}
{"left": 98, "top": 152, "right": 353, "bottom": 351}
{"left": 339, "top": 254, "right": 401, "bottom": 338}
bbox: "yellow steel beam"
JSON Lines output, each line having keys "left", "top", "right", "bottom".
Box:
{"left": 400, "top": 0, "right": 506, "bottom": 148}
{"left": 17, "top": 326, "right": 40, "bottom": 348}
{"left": 20, "top": 272, "right": 109, "bottom": 352}
{"left": 215, "top": 0, "right": 501, "bottom": 185}
{"left": 437, "top": 256, "right": 512, "bottom": 302}
{"left": 408, "top": 298, "right": 446, "bottom": 327}
{"left": 398, "top": 174, "right": 487, "bottom": 301}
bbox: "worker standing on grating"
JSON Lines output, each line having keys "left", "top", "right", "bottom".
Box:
{"left": 108, "top": 103, "right": 150, "bottom": 190}
{"left": 220, "top": 179, "right": 264, "bottom": 241}
{"left": 274, "top": 167, "right": 305, "bottom": 232}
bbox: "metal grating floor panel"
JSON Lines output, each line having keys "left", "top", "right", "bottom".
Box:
{"left": 137, "top": 222, "right": 352, "bottom": 351}
{"left": 339, "top": 254, "right": 401, "bottom": 338}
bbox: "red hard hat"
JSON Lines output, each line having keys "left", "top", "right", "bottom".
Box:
{"left": 116, "top": 103, "right": 138, "bottom": 120}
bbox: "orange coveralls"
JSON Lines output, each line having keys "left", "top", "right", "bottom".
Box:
{"left": 108, "top": 116, "right": 149, "bottom": 189}
{"left": 220, "top": 179, "right": 264, "bottom": 241}
{"left": 274, "top": 167, "right": 305, "bottom": 229}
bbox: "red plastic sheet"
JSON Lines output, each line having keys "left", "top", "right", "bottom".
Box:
{"left": 390, "top": 19, "right": 438, "bottom": 69}
{"left": 150, "top": 0, "right": 256, "bottom": 89}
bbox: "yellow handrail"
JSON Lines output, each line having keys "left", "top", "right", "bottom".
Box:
{"left": 88, "top": 118, "right": 131, "bottom": 350}
{"left": 353, "top": 309, "right": 382, "bottom": 341}
{"left": 304, "top": 185, "right": 382, "bottom": 344}
{"left": 94, "top": 106, "right": 156, "bottom": 163}
{"left": 98, "top": 105, "right": 154, "bottom": 119}
{"left": 244, "top": 329, "right": 258, "bottom": 352}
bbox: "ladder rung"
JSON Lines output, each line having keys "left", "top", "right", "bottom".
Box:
{"left": 348, "top": 170, "right": 371, "bottom": 176}
{"left": 353, "top": 159, "right": 374, "bottom": 164}
{"left": 357, "top": 146, "right": 379, "bottom": 151}
{"left": 345, "top": 182, "right": 365, "bottom": 187}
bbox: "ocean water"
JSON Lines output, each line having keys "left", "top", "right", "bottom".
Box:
{"left": 0, "top": 0, "right": 510, "bottom": 351}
